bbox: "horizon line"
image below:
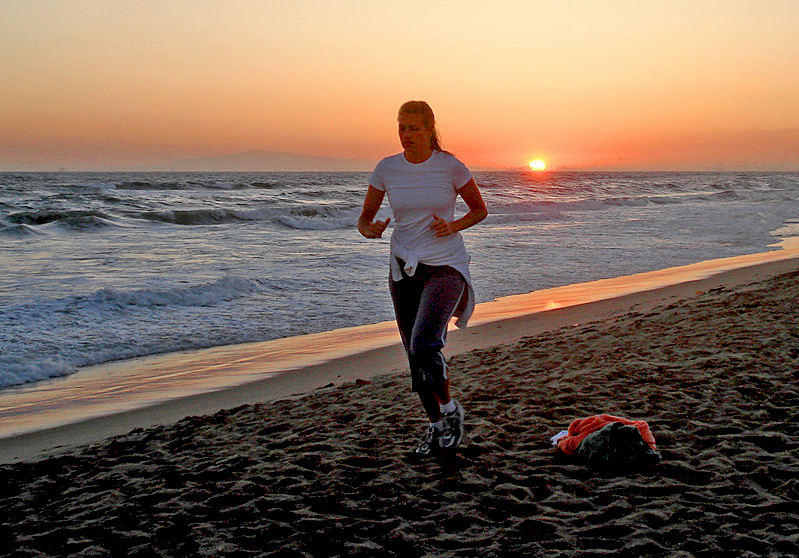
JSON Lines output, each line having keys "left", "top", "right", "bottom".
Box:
{"left": 2, "top": 166, "right": 799, "bottom": 173}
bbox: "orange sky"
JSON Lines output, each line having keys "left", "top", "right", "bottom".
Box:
{"left": 1, "top": 0, "right": 798, "bottom": 171}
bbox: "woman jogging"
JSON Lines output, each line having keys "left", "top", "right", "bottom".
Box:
{"left": 358, "top": 100, "right": 487, "bottom": 455}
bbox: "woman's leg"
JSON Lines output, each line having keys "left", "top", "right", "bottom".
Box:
{"left": 390, "top": 265, "right": 466, "bottom": 453}
{"left": 389, "top": 269, "right": 422, "bottom": 374}
{"left": 390, "top": 271, "right": 436, "bottom": 419}
{"left": 417, "top": 380, "right": 449, "bottom": 423}
{"left": 406, "top": 267, "right": 465, "bottom": 421}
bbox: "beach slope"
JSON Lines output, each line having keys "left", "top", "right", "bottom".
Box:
{"left": 1, "top": 261, "right": 798, "bottom": 556}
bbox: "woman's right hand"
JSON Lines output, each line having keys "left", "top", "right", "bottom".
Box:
{"left": 358, "top": 217, "right": 391, "bottom": 238}
{"left": 358, "top": 185, "right": 389, "bottom": 238}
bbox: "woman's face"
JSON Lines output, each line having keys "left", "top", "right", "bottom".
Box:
{"left": 398, "top": 112, "right": 433, "bottom": 156}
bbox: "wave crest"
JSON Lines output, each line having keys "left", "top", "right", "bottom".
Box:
{"left": 115, "top": 181, "right": 187, "bottom": 190}
{"left": 0, "top": 356, "right": 76, "bottom": 389}
{"left": 6, "top": 210, "right": 119, "bottom": 230}
{"left": 0, "top": 223, "right": 42, "bottom": 236}
{"left": 89, "top": 276, "right": 270, "bottom": 309}
{"left": 139, "top": 209, "right": 262, "bottom": 225}
{"left": 273, "top": 206, "right": 358, "bottom": 230}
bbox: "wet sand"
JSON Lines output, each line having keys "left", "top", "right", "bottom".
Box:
{"left": 1, "top": 257, "right": 798, "bottom": 556}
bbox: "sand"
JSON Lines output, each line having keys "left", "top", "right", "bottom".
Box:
{"left": 2, "top": 259, "right": 799, "bottom": 556}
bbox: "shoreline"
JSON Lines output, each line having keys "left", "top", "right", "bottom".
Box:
{"left": 1, "top": 245, "right": 798, "bottom": 463}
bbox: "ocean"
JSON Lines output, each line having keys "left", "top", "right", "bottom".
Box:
{"left": 1, "top": 170, "right": 798, "bottom": 393}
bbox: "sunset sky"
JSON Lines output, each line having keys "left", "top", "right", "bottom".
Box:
{"left": 2, "top": 0, "right": 798, "bottom": 171}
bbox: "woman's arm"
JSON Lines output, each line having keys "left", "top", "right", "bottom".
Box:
{"left": 431, "top": 178, "right": 488, "bottom": 237}
{"left": 358, "top": 185, "right": 391, "bottom": 239}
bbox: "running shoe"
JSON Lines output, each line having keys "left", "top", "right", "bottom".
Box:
{"left": 439, "top": 399, "right": 464, "bottom": 450}
{"left": 415, "top": 426, "right": 441, "bottom": 456}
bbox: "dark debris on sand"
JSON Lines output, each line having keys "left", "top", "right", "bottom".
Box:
{"left": 1, "top": 270, "right": 799, "bottom": 557}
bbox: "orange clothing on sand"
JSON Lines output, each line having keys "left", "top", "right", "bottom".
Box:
{"left": 556, "top": 414, "right": 657, "bottom": 455}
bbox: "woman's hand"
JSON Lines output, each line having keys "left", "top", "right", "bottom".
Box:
{"left": 358, "top": 185, "right": 389, "bottom": 239}
{"left": 430, "top": 179, "right": 488, "bottom": 237}
{"left": 359, "top": 216, "right": 391, "bottom": 238}
{"left": 430, "top": 214, "right": 456, "bottom": 237}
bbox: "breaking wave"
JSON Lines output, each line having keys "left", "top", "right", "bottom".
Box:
{"left": 81, "top": 276, "right": 271, "bottom": 309}
{"left": 273, "top": 206, "right": 359, "bottom": 230}
{"left": 5, "top": 210, "right": 121, "bottom": 230}
{"left": 138, "top": 208, "right": 266, "bottom": 226}
{"left": 0, "top": 276, "right": 274, "bottom": 388}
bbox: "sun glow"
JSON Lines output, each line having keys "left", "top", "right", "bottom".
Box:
{"left": 528, "top": 160, "right": 547, "bottom": 171}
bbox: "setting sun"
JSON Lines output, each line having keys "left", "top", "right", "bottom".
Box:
{"left": 529, "top": 160, "right": 547, "bottom": 171}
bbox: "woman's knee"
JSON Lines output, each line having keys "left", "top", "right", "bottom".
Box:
{"left": 408, "top": 346, "right": 447, "bottom": 387}
{"left": 409, "top": 329, "right": 444, "bottom": 358}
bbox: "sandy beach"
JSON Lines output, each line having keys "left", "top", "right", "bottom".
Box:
{"left": 2, "top": 256, "right": 799, "bottom": 556}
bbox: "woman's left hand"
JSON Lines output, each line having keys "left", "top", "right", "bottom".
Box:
{"left": 429, "top": 180, "right": 488, "bottom": 238}
{"left": 430, "top": 214, "right": 456, "bottom": 237}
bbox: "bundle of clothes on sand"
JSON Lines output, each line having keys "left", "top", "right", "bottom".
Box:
{"left": 552, "top": 414, "right": 662, "bottom": 468}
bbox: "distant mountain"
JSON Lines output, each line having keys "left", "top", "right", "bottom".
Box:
{"left": 165, "top": 150, "right": 377, "bottom": 172}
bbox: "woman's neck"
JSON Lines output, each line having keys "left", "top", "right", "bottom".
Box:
{"left": 404, "top": 147, "right": 434, "bottom": 164}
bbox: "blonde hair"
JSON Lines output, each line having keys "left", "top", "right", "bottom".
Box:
{"left": 398, "top": 100, "right": 447, "bottom": 153}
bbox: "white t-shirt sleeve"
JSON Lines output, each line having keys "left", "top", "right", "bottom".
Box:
{"left": 368, "top": 160, "right": 387, "bottom": 192}
{"left": 450, "top": 156, "right": 473, "bottom": 190}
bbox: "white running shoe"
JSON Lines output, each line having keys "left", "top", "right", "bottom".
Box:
{"left": 439, "top": 400, "right": 464, "bottom": 450}
{"left": 415, "top": 426, "right": 441, "bottom": 456}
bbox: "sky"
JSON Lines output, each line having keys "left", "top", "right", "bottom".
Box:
{"left": 1, "top": 0, "right": 798, "bottom": 171}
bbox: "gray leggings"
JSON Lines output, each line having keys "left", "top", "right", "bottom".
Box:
{"left": 389, "top": 261, "right": 466, "bottom": 392}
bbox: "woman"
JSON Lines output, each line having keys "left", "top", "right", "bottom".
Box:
{"left": 358, "top": 101, "right": 487, "bottom": 456}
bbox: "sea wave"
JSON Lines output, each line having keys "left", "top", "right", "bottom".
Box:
{"left": 0, "top": 355, "right": 77, "bottom": 390}
{"left": 0, "top": 223, "right": 42, "bottom": 236}
{"left": 275, "top": 215, "right": 356, "bottom": 230}
{"left": 273, "top": 206, "right": 360, "bottom": 230}
{"left": 699, "top": 190, "right": 741, "bottom": 201}
{"left": 0, "top": 276, "right": 273, "bottom": 389}
{"left": 115, "top": 181, "right": 188, "bottom": 190}
{"left": 138, "top": 208, "right": 269, "bottom": 225}
{"left": 5, "top": 210, "right": 121, "bottom": 230}
{"left": 203, "top": 182, "right": 250, "bottom": 190}
{"left": 251, "top": 181, "right": 284, "bottom": 189}
{"left": 134, "top": 204, "right": 361, "bottom": 228}
{"left": 488, "top": 192, "right": 713, "bottom": 216}
{"left": 86, "top": 276, "right": 271, "bottom": 309}
{"left": 484, "top": 212, "right": 564, "bottom": 225}
{"left": 115, "top": 179, "right": 269, "bottom": 191}
{"left": 3, "top": 276, "right": 269, "bottom": 318}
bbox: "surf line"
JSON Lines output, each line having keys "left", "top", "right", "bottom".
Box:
{"left": 1, "top": 241, "right": 797, "bottom": 439}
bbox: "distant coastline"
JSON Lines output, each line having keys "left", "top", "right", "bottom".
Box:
{"left": 162, "top": 150, "right": 378, "bottom": 172}
{"left": 0, "top": 151, "right": 379, "bottom": 173}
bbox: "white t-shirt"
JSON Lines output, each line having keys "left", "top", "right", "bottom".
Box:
{"left": 369, "top": 150, "right": 475, "bottom": 327}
